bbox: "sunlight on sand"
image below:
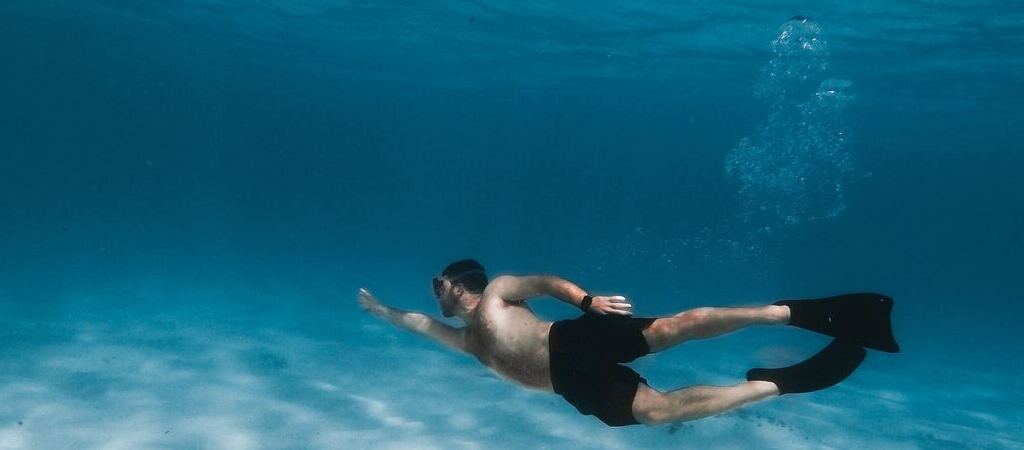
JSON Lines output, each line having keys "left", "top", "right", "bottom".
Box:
{"left": 0, "top": 315, "right": 1020, "bottom": 449}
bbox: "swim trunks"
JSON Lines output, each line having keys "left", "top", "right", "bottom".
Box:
{"left": 548, "top": 313, "right": 656, "bottom": 426}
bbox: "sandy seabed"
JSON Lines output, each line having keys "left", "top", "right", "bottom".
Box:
{"left": 0, "top": 307, "right": 1020, "bottom": 450}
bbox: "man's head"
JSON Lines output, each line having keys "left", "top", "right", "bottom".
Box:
{"left": 433, "top": 259, "right": 488, "bottom": 318}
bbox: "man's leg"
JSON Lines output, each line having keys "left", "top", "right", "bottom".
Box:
{"left": 642, "top": 305, "right": 790, "bottom": 353}
{"left": 631, "top": 381, "right": 779, "bottom": 425}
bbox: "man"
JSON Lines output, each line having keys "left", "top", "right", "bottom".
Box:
{"left": 357, "top": 259, "right": 898, "bottom": 427}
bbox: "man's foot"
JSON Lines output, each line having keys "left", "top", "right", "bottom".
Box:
{"left": 746, "top": 338, "right": 866, "bottom": 394}
{"left": 769, "top": 304, "right": 791, "bottom": 325}
{"left": 774, "top": 293, "right": 900, "bottom": 353}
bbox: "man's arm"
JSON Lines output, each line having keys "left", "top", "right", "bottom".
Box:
{"left": 358, "top": 288, "right": 466, "bottom": 352}
{"left": 488, "top": 275, "right": 634, "bottom": 315}
{"left": 488, "top": 275, "right": 587, "bottom": 307}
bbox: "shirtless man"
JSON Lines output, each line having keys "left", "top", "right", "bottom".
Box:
{"left": 357, "top": 259, "right": 895, "bottom": 427}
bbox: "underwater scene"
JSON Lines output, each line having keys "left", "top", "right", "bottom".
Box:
{"left": 1, "top": 1, "right": 1022, "bottom": 449}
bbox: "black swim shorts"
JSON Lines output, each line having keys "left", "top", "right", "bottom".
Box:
{"left": 548, "top": 313, "right": 656, "bottom": 426}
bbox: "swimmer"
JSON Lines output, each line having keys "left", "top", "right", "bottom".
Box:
{"left": 357, "top": 259, "right": 897, "bottom": 427}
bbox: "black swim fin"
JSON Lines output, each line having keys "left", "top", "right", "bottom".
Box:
{"left": 746, "top": 338, "right": 866, "bottom": 394}
{"left": 775, "top": 293, "right": 900, "bottom": 353}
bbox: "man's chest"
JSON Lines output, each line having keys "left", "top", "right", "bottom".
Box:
{"left": 469, "top": 304, "right": 550, "bottom": 357}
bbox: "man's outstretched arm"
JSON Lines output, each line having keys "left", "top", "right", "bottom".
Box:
{"left": 488, "top": 275, "right": 633, "bottom": 316}
{"left": 357, "top": 288, "right": 466, "bottom": 352}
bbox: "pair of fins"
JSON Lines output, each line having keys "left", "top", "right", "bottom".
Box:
{"left": 746, "top": 293, "right": 899, "bottom": 395}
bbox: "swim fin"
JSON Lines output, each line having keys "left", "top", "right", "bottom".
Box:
{"left": 775, "top": 293, "right": 900, "bottom": 353}
{"left": 746, "top": 338, "right": 866, "bottom": 394}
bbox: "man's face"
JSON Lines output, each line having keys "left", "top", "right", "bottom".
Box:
{"left": 436, "top": 278, "right": 457, "bottom": 317}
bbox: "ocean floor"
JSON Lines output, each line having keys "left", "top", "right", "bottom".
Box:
{"left": 1, "top": 290, "right": 1021, "bottom": 450}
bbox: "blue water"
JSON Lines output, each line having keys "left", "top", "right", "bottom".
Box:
{"left": 1, "top": 1, "right": 1022, "bottom": 448}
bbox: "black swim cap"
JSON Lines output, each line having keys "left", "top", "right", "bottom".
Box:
{"left": 442, "top": 259, "right": 485, "bottom": 278}
{"left": 441, "top": 259, "right": 488, "bottom": 294}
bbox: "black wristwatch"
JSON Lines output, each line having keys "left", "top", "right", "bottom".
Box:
{"left": 580, "top": 295, "right": 594, "bottom": 313}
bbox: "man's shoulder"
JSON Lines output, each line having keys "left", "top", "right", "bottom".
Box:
{"left": 485, "top": 274, "right": 538, "bottom": 295}
{"left": 482, "top": 275, "right": 516, "bottom": 299}
{"left": 474, "top": 283, "right": 522, "bottom": 315}
{"left": 477, "top": 290, "right": 508, "bottom": 309}
{"left": 486, "top": 274, "right": 518, "bottom": 289}
{"left": 485, "top": 274, "right": 550, "bottom": 304}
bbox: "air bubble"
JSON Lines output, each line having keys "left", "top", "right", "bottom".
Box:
{"left": 725, "top": 17, "right": 855, "bottom": 229}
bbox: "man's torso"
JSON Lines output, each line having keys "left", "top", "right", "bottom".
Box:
{"left": 465, "top": 295, "right": 554, "bottom": 391}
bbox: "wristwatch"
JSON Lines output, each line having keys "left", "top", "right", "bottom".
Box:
{"left": 580, "top": 295, "right": 594, "bottom": 312}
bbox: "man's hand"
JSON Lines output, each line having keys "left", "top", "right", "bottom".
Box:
{"left": 357, "top": 287, "right": 386, "bottom": 319}
{"left": 589, "top": 295, "right": 633, "bottom": 316}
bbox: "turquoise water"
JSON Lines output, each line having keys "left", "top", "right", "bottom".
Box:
{"left": 1, "top": 1, "right": 1022, "bottom": 448}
